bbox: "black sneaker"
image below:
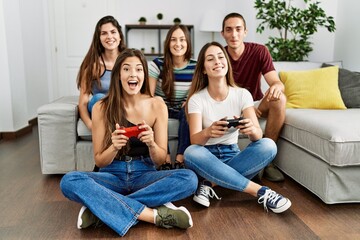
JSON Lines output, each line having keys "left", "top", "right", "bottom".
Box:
{"left": 258, "top": 189, "right": 291, "bottom": 213}
{"left": 155, "top": 204, "right": 193, "bottom": 229}
{"left": 77, "top": 206, "right": 102, "bottom": 229}
{"left": 158, "top": 162, "right": 172, "bottom": 171}
{"left": 173, "top": 160, "right": 185, "bottom": 169}
{"left": 193, "top": 183, "right": 221, "bottom": 207}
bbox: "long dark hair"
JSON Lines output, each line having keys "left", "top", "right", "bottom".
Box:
{"left": 100, "top": 48, "right": 150, "bottom": 154}
{"left": 161, "top": 24, "right": 192, "bottom": 103}
{"left": 77, "top": 15, "right": 126, "bottom": 93}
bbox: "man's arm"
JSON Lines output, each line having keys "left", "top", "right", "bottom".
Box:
{"left": 263, "top": 70, "right": 284, "bottom": 102}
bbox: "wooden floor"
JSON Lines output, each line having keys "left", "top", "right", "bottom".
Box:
{"left": 1, "top": 126, "right": 360, "bottom": 240}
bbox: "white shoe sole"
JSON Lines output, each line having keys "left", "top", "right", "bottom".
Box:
{"left": 77, "top": 206, "right": 87, "bottom": 229}
{"left": 271, "top": 199, "right": 292, "bottom": 213}
{"left": 193, "top": 195, "right": 210, "bottom": 207}
{"left": 164, "top": 202, "right": 193, "bottom": 228}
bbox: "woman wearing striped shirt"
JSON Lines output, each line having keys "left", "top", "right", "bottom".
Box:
{"left": 149, "top": 24, "right": 196, "bottom": 168}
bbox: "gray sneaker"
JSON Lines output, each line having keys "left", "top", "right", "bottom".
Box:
{"left": 77, "top": 206, "right": 102, "bottom": 229}
{"left": 155, "top": 204, "right": 193, "bottom": 229}
{"left": 193, "top": 184, "right": 221, "bottom": 207}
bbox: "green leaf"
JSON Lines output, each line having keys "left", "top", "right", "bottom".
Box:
{"left": 254, "top": 0, "right": 336, "bottom": 61}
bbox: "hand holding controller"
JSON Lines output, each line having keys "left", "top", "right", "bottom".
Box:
{"left": 123, "top": 125, "right": 145, "bottom": 138}
{"left": 227, "top": 117, "right": 245, "bottom": 128}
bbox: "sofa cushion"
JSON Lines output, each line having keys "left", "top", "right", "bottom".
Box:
{"left": 281, "top": 108, "right": 360, "bottom": 166}
{"left": 168, "top": 118, "right": 180, "bottom": 140}
{"left": 77, "top": 119, "right": 92, "bottom": 140}
{"left": 279, "top": 66, "right": 346, "bottom": 109}
{"left": 322, "top": 63, "right": 360, "bottom": 108}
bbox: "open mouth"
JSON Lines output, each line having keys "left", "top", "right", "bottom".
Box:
{"left": 128, "top": 80, "right": 138, "bottom": 90}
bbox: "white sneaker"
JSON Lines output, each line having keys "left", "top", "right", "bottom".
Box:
{"left": 193, "top": 184, "right": 221, "bottom": 207}
{"left": 77, "top": 206, "right": 102, "bottom": 229}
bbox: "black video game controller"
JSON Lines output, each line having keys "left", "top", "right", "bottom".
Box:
{"left": 226, "top": 117, "right": 245, "bottom": 128}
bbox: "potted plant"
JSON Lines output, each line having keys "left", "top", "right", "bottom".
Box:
{"left": 173, "top": 17, "right": 181, "bottom": 25}
{"left": 254, "top": 0, "right": 336, "bottom": 61}
{"left": 138, "top": 17, "right": 147, "bottom": 25}
{"left": 157, "top": 13, "right": 163, "bottom": 24}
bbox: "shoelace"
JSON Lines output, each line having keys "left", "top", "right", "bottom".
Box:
{"left": 93, "top": 219, "right": 104, "bottom": 228}
{"left": 158, "top": 213, "right": 177, "bottom": 228}
{"left": 200, "top": 185, "right": 221, "bottom": 200}
{"left": 257, "top": 189, "right": 281, "bottom": 212}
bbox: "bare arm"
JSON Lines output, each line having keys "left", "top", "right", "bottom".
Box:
{"left": 188, "top": 113, "right": 227, "bottom": 146}
{"left": 92, "top": 102, "right": 123, "bottom": 167}
{"left": 148, "top": 76, "right": 157, "bottom": 96}
{"left": 263, "top": 70, "right": 284, "bottom": 102}
{"left": 78, "top": 80, "right": 92, "bottom": 130}
{"left": 140, "top": 96, "right": 168, "bottom": 166}
{"left": 238, "top": 106, "right": 263, "bottom": 141}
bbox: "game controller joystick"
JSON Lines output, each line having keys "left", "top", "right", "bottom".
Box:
{"left": 123, "top": 125, "right": 145, "bottom": 138}
{"left": 226, "top": 117, "right": 245, "bottom": 128}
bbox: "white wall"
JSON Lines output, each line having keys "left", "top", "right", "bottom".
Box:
{"left": 115, "top": 0, "right": 229, "bottom": 60}
{"left": 0, "top": 0, "right": 49, "bottom": 132}
{"left": 0, "top": 0, "right": 28, "bottom": 132}
{"left": 116, "top": 0, "right": 263, "bottom": 59}
{"left": 0, "top": 0, "right": 358, "bottom": 132}
{"left": 20, "top": 0, "right": 50, "bottom": 121}
{"left": 334, "top": 0, "right": 360, "bottom": 71}
{"left": 0, "top": 0, "right": 14, "bottom": 131}
{"left": 307, "top": 0, "right": 338, "bottom": 62}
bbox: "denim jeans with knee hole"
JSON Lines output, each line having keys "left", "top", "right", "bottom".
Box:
{"left": 60, "top": 158, "right": 197, "bottom": 236}
{"left": 184, "top": 138, "right": 277, "bottom": 191}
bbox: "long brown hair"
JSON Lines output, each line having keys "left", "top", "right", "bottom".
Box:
{"left": 161, "top": 24, "right": 192, "bottom": 103}
{"left": 186, "top": 42, "right": 236, "bottom": 115}
{"left": 100, "top": 48, "right": 150, "bottom": 154}
{"left": 77, "top": 15, "right": 126, "bottom": 94}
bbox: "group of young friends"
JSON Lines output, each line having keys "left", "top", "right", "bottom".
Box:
{"left": 60, "top": 13, "right": 291, "bottom": 237}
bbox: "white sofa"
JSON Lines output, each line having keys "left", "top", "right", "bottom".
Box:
{"left": 37, "top": 61, "right": 360, "bottom": 204}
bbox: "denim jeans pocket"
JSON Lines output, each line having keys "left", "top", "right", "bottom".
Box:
{"left": 140, "top": 157, "right": 156, "bottom": 168}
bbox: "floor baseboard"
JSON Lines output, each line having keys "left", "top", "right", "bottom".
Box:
{"left": 1, "top": 117, "right": 37, "bottom": 141}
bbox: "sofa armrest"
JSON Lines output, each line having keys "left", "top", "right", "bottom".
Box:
{"left": 37, "top": 96, "right": 79, "bottom": 174}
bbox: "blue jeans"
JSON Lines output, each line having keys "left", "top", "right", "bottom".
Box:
{"left": 184, "top": 138, "right": 277, "bottom": 192}
{"left": 60, "top": 157, "right": 197, "bottom": 236}
{"left": 169, "top": 107, "right": 190, "bottom": 156}
{"left": 87, "top": 93, "right": 106, "bottom": 114}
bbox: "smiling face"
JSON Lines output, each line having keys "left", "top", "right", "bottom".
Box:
{"left": 169, "top": 28, "right": 188, "bottom": 58}
{"left": 120, "top": 56, "right": 144, "bottom": 95}
{"left": 203, "top": 45, "right": 228, "bottom": 79}
{"left": 99, "top": 22, "right": 121, "bottom": 51}
{"left": 221, "top": 17, "right": 247, "bottom": 51}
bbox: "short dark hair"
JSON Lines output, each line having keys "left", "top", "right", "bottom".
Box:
{"left": 222, "top": 13, "right": 247, "bottom": 32}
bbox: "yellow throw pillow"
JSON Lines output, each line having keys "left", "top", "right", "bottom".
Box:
{"left": 279, "top": 66, "right": 347, "bottom": 109}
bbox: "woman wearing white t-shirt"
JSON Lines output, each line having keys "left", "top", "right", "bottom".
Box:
{"left": 184, "top": 42, "right": 291, "bottom": 213}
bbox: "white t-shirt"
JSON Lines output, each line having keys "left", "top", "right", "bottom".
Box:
{"left": 187, "top": 86, "right": 254, "bottom": 145}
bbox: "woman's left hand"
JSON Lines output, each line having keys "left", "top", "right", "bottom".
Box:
{"left": 138, "top": 120, "right": 155, "bottom": 148}
{"left": 235, "top": 116, "right": 257, "bottom": 136}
